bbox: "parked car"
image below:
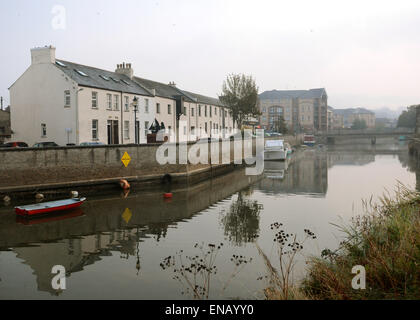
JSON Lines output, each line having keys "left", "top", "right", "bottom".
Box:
{"left": 33, "top": 142, "right": 59, "bottom": 148}
{"left": 79, "top": 142, "right": 105, "bottom": 146}
{"left": 0, "top": 141, "right": 29, "bottom": 148}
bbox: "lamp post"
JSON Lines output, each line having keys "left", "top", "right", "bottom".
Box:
{"left": 132, "top": 97, "right": 139, "bottom": 144}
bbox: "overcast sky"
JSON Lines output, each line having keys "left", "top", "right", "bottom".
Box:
{"left": 1, "top": 0, "right": 420, "bottom": 110}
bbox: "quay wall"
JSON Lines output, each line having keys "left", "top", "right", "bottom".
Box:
{"left": 0, "top": 134, "right": 303, "bottom": 196}
{"left": 0, "top": 138, "right": 258, "bottom": 195}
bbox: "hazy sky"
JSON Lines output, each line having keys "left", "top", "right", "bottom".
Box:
{"left": 1, "top": 0, "right": 420, "bottom": 110}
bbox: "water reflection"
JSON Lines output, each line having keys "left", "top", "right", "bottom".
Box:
{"left": 0, "top": 141, "right": 419, "bottom": 299}
{"left": 220, "top": 188, "right": 262, "bottom": 246}
{"left": 0, "top": 168, "right": 261, "bottom": 296}
{"left": 258, "top": 150, "right": 328, "bottom": 197}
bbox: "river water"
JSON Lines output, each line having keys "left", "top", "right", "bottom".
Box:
{"left": 0, "top": 141, "right": 418, "bottom": 299}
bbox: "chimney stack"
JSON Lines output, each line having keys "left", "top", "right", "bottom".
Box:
{"left": 115, "top": 62, "right": 133, "bottom": 79}
{"left": 30, "top": 45, "right": 56, "bottom": 65}
{"left": 168, "top": 81, "right": 177, "bottom": 87}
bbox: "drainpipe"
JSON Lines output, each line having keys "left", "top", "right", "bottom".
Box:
{"left": 75, "top": 87, "right": 84, "bottom": 145}
{"left": 121, "top": 91, "right": 124, "bottom": 144}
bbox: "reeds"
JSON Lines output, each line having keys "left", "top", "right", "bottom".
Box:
{"left": 302, "top": 183, "right": 420, "bottom": 300}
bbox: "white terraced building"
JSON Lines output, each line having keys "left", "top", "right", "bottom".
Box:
{"left": 9, "top": 46, "right": 237, "bottom": 146}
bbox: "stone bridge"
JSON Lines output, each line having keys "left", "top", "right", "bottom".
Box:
{"left": 317, "top": 128, "right": 414, "bottom": 145}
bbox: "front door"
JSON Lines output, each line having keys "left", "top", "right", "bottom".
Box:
{"left": 107, "top": 120, "right": 119, "bottom": 144}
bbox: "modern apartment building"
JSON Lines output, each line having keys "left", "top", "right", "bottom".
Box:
{"left": 258, "top": 88, "right": 328, "bottom": 133}
{"left": 9, "top": 46, "right": 236, "bottom": 146}
{"left": 331, "top": 107, "right": 376, "bottom": 129}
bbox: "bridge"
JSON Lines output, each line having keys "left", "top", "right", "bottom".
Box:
{"left": 316, "top": 128, "right": 414, "bottom": 145}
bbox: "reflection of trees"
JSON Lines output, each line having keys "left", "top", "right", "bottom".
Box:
{"left": 220, "top": 189, "right": 262, "bottom": 246}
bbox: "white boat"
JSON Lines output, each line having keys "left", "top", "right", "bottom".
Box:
{"left": 264, "top": 139, "right": 290, "bottom": 161}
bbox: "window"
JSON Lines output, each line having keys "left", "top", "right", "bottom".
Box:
{"left": 121, "top": 79, "right": 130, "bottom": 85}
{"left": 205, "top": 105, "right": 207, "bottom": 117}
{"left": 145, "top": 99, "right": 149, "bottom": 113}
{"left": 41, "top": 123, "right": 47, "bottom": 137}
{"left": 205, "top": 122, "right": 208, "bottom": 133}
{"left": 56, "top": 61, "right": 67, "bottom": 67}
{"left": 191, "top": 126, "right": 195, "bottom": 135}
{"left": 114, "top": 95, "right": 119, "bottom": 110}
{"left": 124, "top": 121, "right": 130, "bottom": 139}
{"left": 168, "top": 104, "right": 172, "bottom": 114}
{"left": 144, "top": 121, "right": 149, "bottom": 137}
{"left": 209, "top": 106, "right": 212, "bottom": 117}
{"left": 107, "top": 94, "right": 112, "bottom": 110}
{"left": 191, "top": 107, "right": 194, "bottom": 117}
{"left": 198, "top": 105, "right": 202, "bottom": 117}
{"left": 183, "top": 107, "right": 187, "bottom": 115}
{"left": 99, "top": 75, "right": 110, "bottom": 81}
{"left": 64, "top": 90, "right": 70, "bottom": 107}
{"left": 92, "top": 92, "right": 98, "bottom": 109}
{"left": 75, "top": 69, "right": 88, "bottom": 77}
{"left": 156, "top": 103, "right": 160, "bottom": 114}
{"left": 124, "top": 96, "right": 129, "bottom": 112}
{"left": 92, "top": 120, "right": 98, "bottom": 140}
{"left": 110, "top": 77, "right": 119, "bottom": 83}
{"left": 215, "top": 107, "right": 217, "bottom": 116}
{"left": 183, "top": 126, "right": 187, "bottom": 135}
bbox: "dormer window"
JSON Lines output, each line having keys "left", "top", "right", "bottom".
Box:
{"left": 99, "top": 75, "right": 110, "bottom": 81}
{"left": 110, "top": 77, "right": 119, "bottom": 83}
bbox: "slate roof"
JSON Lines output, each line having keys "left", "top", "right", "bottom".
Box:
{"left": 133, "top": 77, "right": 194, "bottom": 102}
{"left": 55, "top": 60, "right": 153, "bottom": 96}
{"left": 259, "top": 88, "right": 327, "bottom": 100}
{"left": 180, "top": 90, "right": 224, "bottom": 107}
{"left": 55, "top": 59, "right": 224, "bottom": 106}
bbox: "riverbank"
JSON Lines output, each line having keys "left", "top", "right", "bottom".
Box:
{"left": 263, "top": 184, "right": 420, "bottom": 300}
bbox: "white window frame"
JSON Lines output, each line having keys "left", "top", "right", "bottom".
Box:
{"left": 124, "top": 96, "right": 129, "bottom": 112}
{"left": 92, "top": 119, "right": 98, "bottom": 140}
{"left": 145, "top": 99, "right": 149, "bottom": 113}
{"left": 107, "top": 94, "right": 112, "bottom": 110}
{"left": 124, "top": 120, "right": 130, "bottom": 139}
{"left": 114, "top": 95, "right": 119, "bottom": 111}
{"left": 64, "top": 90, "right": 70, "bottom": 107}
{"left": 41, "top": 123, "right": 47, "bottom": 137}
{"left": 92, "top": 92, "right": 98, "bottom": 109}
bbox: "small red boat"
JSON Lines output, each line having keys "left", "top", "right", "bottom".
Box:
{"left": 15, "top": 197, "right": 86, "bottom": 217}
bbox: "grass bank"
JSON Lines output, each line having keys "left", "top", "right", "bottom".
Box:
{"left": 263, "top": 184, "right": 420, "bottom": 300}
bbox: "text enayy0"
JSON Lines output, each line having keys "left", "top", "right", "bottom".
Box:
{"left": 210, "top": 304, "right": 254, "bottom": 315}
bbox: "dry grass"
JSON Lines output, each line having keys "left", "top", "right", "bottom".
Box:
{"left": 302, "top": 183, "right": 420, "bottom": 300}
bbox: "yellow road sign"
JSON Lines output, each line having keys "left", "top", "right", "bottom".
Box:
{"left": 121, "top": 152, "right": 131, "bottom": 167}
{"left": 122, "top": 208, "right": 132, "bottom": 223}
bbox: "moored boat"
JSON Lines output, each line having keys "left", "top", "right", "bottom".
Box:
{"left": 15, "top": 197, "right": 86, "bottom": 217}
{"left": 303, "top": 134, "right": 316, "bottom": 147}
{"left": 264, "top": 139, "right": 290, "bottom": 161}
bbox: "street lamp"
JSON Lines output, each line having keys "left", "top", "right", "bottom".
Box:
{"left": 132, "top": 97, "right": 139, "bottom": 144}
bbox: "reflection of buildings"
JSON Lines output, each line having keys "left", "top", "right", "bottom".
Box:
{"left": 258, "top": 150, "right": 328, "bottom": 197}
{"left": 327, "top": 153, "right": 375, "bottom": 168}
{"left": 0, "top": 168, "right": 261, "bottom": 295}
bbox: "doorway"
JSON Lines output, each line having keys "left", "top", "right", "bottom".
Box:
{"left": 107, "top": 120, "right": 119, "bottom": 144}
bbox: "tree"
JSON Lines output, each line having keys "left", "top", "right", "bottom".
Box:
{"left": 397, "top": 105, "right": 417, "bottom": 128}
{"left": 351, "top": 118, "right": 367, "bottom": 130}
{"left": 219, "top": 74, "right": 260, "bottom": 129}
{"left": 275, "top": 115, "right": 288, "bottom": 134}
